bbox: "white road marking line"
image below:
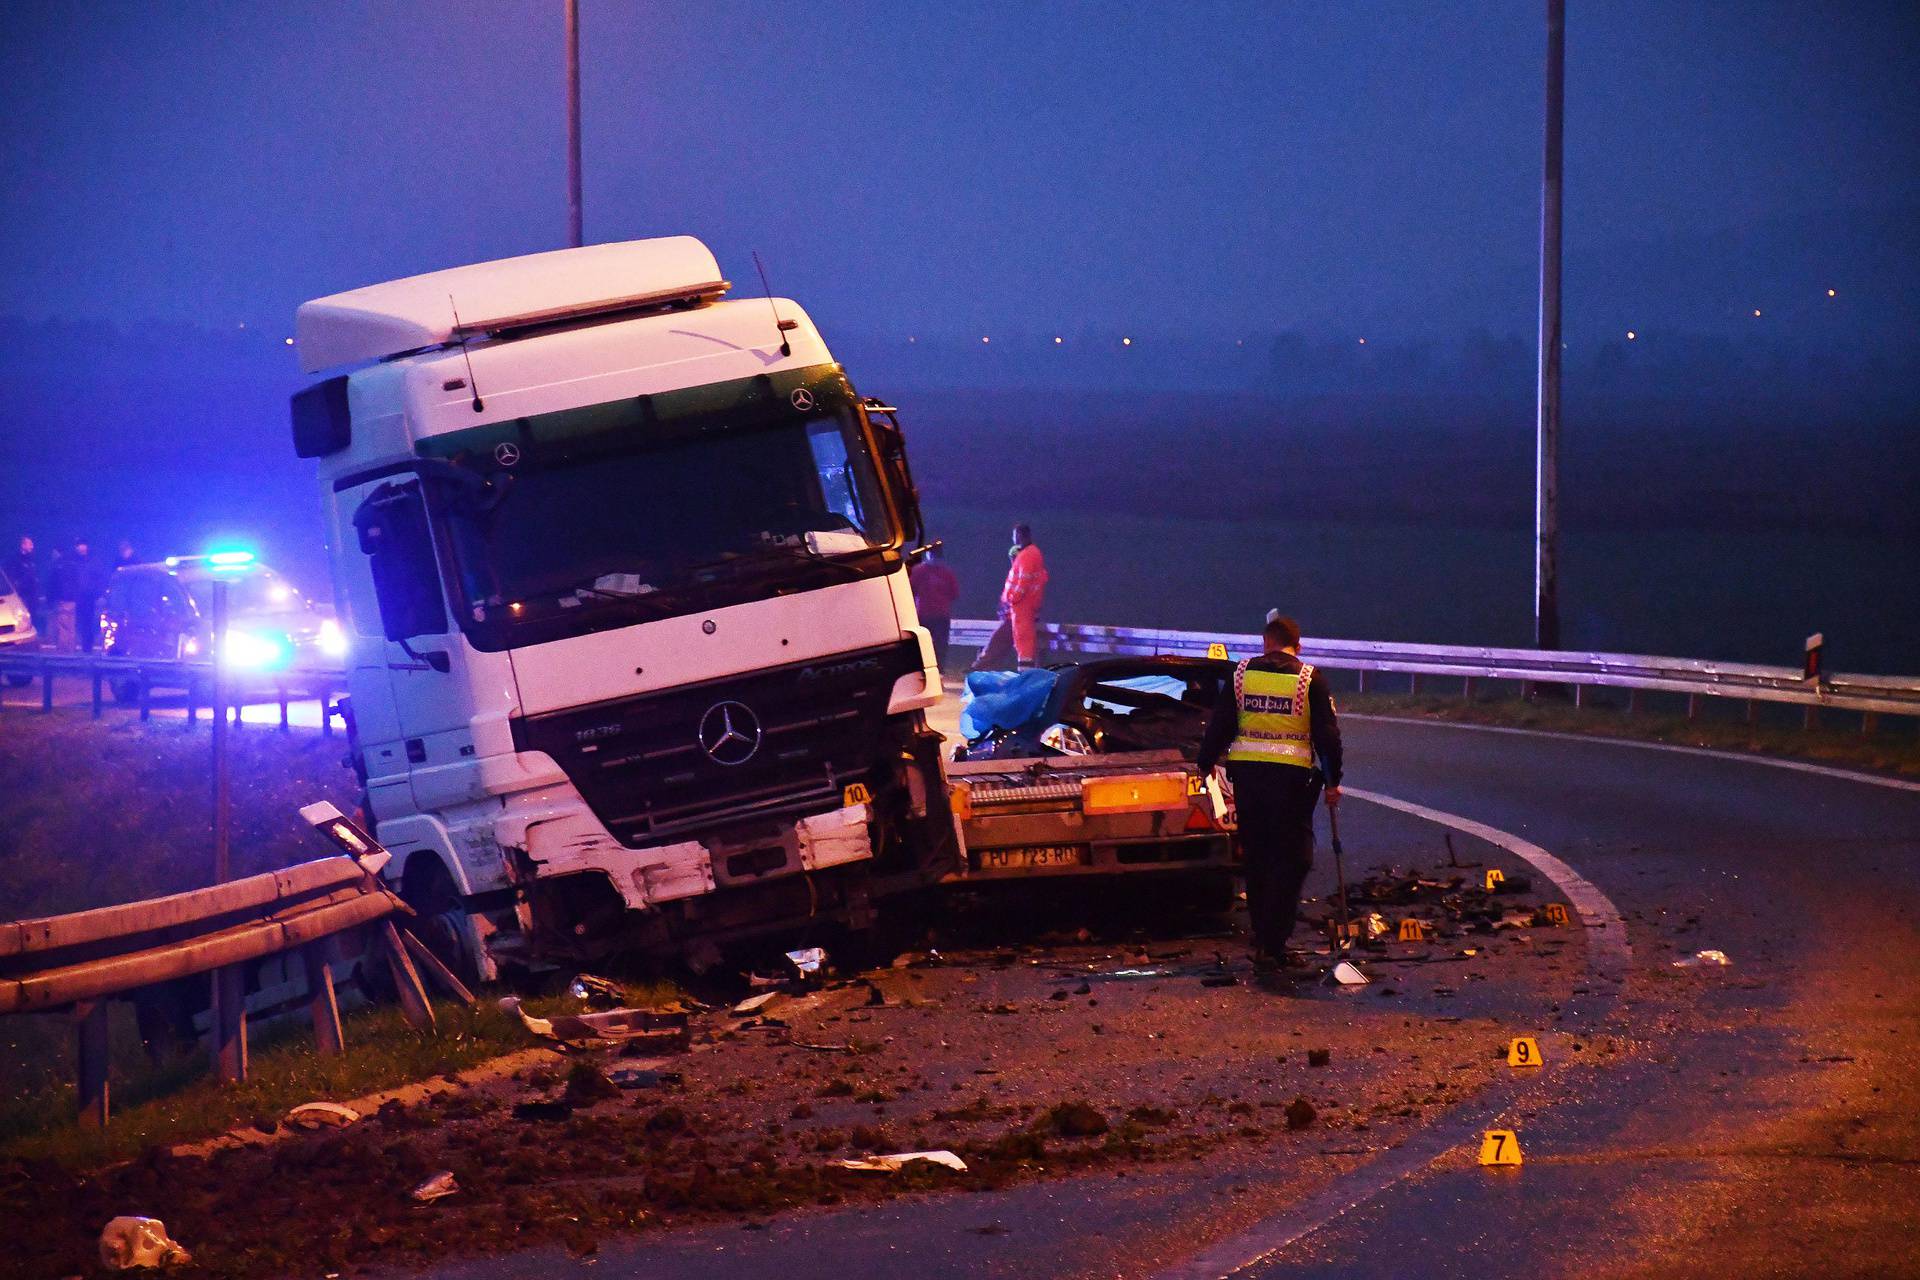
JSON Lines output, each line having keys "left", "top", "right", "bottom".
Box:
{"left": 1348, "top": 713, "right": 1920, "bottom": 795}
{"left": 1156, "top": 787, "right": 1628, "bottom": 1280}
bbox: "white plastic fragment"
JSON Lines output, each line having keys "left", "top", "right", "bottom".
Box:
{"left": 99, "top": 1216, "right": 191, "bottom": 1270}
{"left": 286, "top": 1101, "right": 361, "bottom": 1129}
{"left": 831, "top": 1149, "right": 969, "bottom": 1174}
{"left": 410, "top": 1171, "right": 459, "bottom": 1202}
{"left": 732, "top": 991, "right": 781, "bottom": 1015}
{"left": 1331, "top": 961, "right": 1371, "bottom": 986}
{"left": 1672, "top": 949, "right": 1731, "bottom": 967}
{"left": 786, "top": 946, "right": 827, "bottom": 978}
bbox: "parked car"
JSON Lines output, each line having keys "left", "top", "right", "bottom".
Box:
{"left": 0, "top": 564, "right": 38, "bottom": 685}
{"left": 97, "top": 554, "right": 344, "bottom": 698}
{"left": 954, "top": 656, "right": 1233, "bottom": 762}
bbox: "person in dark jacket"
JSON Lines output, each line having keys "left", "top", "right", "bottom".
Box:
{"left": 50, "top": 539, "right": 103, "bottom": 652}
{"left": 1196, "top": 613, "right": 1343, "bottom": 968}
{"left": 908, "top": 545, "right": 961, "bottom": 672}
{"left": 6, "top": 536, "right": 43, "bottom": 635}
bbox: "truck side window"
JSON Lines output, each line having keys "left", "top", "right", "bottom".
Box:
{"left": 352, "top": 481, "right": 448, "bottom": 641}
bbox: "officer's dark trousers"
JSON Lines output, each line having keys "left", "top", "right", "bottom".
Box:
{"left": 1227, "top": 762, "right": 1320, "bottom": 955}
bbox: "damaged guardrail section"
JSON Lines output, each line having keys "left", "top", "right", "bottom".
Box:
{"left": 0, "top": 813, "right": 462, "bottom": 1129}
{"left": 950, "top": 619, "right": 1920, "bottom": 720}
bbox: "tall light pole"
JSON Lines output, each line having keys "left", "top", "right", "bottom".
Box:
{"left": 1534, "top": 0, "right": 1565, "bottom": 650}
{"left": 565, "top": 0, "right": 583, "bottom": 248}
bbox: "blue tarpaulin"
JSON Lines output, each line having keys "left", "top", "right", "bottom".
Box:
{"left": 959, "top": 669, "right": 1059, "bottom": 741}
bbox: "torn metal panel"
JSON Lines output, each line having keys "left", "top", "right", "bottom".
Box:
{"left": 792, "top": 803, "right": 873, "bottom": 872}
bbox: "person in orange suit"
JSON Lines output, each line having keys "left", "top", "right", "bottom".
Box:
{"left": 1001, "top": 523, "right": 1048, "bottom": 667}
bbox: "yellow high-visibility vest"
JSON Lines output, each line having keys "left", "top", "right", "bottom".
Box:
{"left": 1224, "top": 659, "right": 1315, "bottom": 768}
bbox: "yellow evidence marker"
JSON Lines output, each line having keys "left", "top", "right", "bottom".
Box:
{"left": 1479, "top": 1129, "right": 1523, "bottom": 1166}
{"left": 1507, "top": 1036, "right": 1544, "bottom": 1068}
{"left": 1484, "top": 868, "right": 1506, "bottom": 891}
{"left": 1397, "top": 918, "right": 1430, "bottom": 942}
{"left": 1543, "top": 902, "right": 1571, "bottom": 926}
{"left": 1206, "top": 642, "right": 1229, "bottom": 660}
{"left": 842, "top": 782, "right": 873, "bottom": 806}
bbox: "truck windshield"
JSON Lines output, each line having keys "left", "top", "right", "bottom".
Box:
{"left": 425, "top": 365, "right": 901, "bottom": 648}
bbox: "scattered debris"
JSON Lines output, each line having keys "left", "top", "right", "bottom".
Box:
{"left": 1307, "top": 1048, "right": 1332, "bottom": 1068}
{"left": 567, "top": 973, "right": 626, "bottom": 1006}
{"left": 608, "top": 1067, "right": 679, "bottom": 1089}
{"left": 1491, "top": 874, "right": 1533, "bottom": 896}
{"left": 1332, "top": 961, "right": 1370, "bottom": 986}
{"left": 564, "top": 1062, "right": 622, "bottom": 1106}
{"left": 511, "top": 1099, "right": 574, "bottom": 1123}
{"left": 1364, "top": 912, "right": 1391, "bottom": 940}
{"left": 733, "top": 992, "right": 782, "bottom": 1016}
{"left": 1200, "top": 973, "right": 1237, "bottom": 988}
{"left": 98, "top": 1217, "right": 191, "bottom": 1271}
{"left": 285, "top": 1101, "right": 360, "bottom": 1129}
{"left": 499, "top": 996, "right": 691, "bottom": 1051}
{"left": 410, "top": 1171, "right": 459, "bottom": 1203}
{"left": 1043, "top": 1101, "right": 1111, "bottom": 1137}
{"left": 1284, "top": 1097, "right": 1317, "bottom": 1130}
{"left": 1673, "top": 949, "right": 1731, "bottom": 967}
{"left": 786, "top": 947, "right": 828, "bottom": 981}
{"left": 831, "top": 1150, "right": 969, "bottom": 1174}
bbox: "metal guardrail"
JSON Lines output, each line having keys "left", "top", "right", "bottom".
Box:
{"left": 0, "top": 648, "right": 346, "bottom": 733}
{"left": 949, "top": 618, "right": 1920, "bottom": 719}
{"left": 0, "top": 808, "right": 472, "bottom": 1128}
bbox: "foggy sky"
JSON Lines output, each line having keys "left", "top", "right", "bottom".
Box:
{"left": 4, "top": 0, "right": 1916, "bottom": 347}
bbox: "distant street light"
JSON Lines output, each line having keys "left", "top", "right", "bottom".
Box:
{"left": 1826, "top": 288, "right": 1837, "bottom": 298}
{"left": 1626, "top": 330, "right": 1636, "bottom": 340}
{"left": 565, "top": 0, "right": 582, "bottom": 248}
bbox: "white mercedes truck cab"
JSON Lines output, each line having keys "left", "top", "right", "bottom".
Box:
{"left": 290, "top": 237, "right": 954, "bottom": 977}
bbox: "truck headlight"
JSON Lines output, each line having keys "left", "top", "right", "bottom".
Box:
{"left": 317, "top": 617, "right": 347, "bottom": 658}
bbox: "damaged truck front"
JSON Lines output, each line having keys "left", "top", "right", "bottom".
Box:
{"left": 290, "top": 237, "right": 955, "bottom": 978}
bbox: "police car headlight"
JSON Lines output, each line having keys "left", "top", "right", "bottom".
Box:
{"left": 1039, "top": 723, "right": 1093, "bottom": 755}
{"left": 223, "top": 629, "right": 292, "bottom": 670}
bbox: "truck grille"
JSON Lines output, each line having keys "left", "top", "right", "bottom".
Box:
{"left": 512, "top": 640, "right": 923, "bottom": 845}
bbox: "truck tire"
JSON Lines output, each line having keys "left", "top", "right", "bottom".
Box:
{"left": 402, "top": 856, "right": 483, "bottom": 989}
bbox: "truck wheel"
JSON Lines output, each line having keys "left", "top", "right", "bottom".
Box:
{"left": 402, "top": 856, "right": 483, "bottom": 989}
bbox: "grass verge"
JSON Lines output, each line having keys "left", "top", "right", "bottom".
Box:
{"left": 1343, "top": 690, "right": 1920, "bottom": 779}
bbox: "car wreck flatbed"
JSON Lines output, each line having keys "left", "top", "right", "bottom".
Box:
{"left": 947, "top": 749, "right": 1235, "bottom": 883}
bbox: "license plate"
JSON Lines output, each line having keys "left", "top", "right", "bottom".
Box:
{"left": 978, "top": 845, "right": 1087, "bottom": 871}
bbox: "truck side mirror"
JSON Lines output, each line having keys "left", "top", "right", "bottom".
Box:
{"left": 352, "top": 481, "right": 449, "bottom": 654}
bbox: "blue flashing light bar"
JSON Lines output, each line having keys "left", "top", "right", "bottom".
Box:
{"left": 207, "top": 550, "right": 257, "bottom": 567}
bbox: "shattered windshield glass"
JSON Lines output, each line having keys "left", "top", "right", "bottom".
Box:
{"left": 424, "top": 365, "right": 898, "bottom": 646}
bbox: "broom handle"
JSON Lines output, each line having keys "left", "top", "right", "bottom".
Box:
{"left": 1327, "top": 800, "right": 1352, "bottom": 947}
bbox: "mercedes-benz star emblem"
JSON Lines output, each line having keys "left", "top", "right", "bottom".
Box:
{"left": 698, "top": 700, "right": 762, "bottom": 767}
{"left": 493, "top": 442, "right": 522, "bottom": 467}
{"left": 789, "top": 388, "right": 815, "bottom": 412}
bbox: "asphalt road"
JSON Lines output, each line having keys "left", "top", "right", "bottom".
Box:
{"left": 415, "top": 715, "right": 1920, "bottom": 1280}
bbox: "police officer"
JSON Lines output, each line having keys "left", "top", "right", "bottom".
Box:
{"left": 1196, "top": 614, "right": 1343, "bottom": 969}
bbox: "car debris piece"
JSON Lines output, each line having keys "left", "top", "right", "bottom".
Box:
{"left": 1673, "top": 949, "right": 1731, "bottom": 967}
{"left": 410, "top": 1171, "right": 459, "bottom": 1203}
{"left": 830, "top": 1150, "right": 969, "bottom": 1174}
{"left": 1332, "top": 961, "right": 1370, "bottom": 986}
{"left": 786, "top": 947, "right": 828, "bottom": 981}
{"left": 565, "top": 1063, "right": 622, "bottom": 1105}
{"left": 1307, "top": 1048, "right": 1332, "bottom": 1068}
{"left": 1364, "top": 912, "right": 1391, "bottom": 940}
{"left": 498, "top": 996, "right": 691, "bottom": 1051}
{"left": 608, "top": 1067, "right": 682, "bottom": 1089}
{"left": 567, "top": 974, "right": 626, "bottom": 1006}
{"left": 1200, "top": 973, "right": 1237, "bottom": 988}
{"left": 99, "top": 1216, "right": 191, "bottom": 1271}
{"left": 732, "top": 991, "right": 781, "bottom": 1016}
{"left": 285, "top": 1101, "right": 361, "bottom": 1129}
{"left": 1284, "top": 1097, "right": 1317, "bottom": 1131}
{"left": 512, "top": 1099, "right": 574, "bottom": 1122}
